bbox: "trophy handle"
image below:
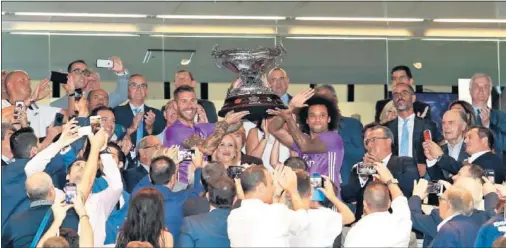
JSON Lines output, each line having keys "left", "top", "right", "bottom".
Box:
{"left": 211, "top": 44, "right": 222, "bottom": 68}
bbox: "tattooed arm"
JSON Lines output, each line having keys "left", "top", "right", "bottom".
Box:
{"left": 268, "top": 114, "right": 295, "bottom": 148}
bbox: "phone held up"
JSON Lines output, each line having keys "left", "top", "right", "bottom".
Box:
{"left": 14, "top": 100, "right": 25, "bottom": 120}
{"left": 54, "top": 113, "right": 65, "bottom": 127}
{"left": 311, "top": 173, "right": 326, "bottom": 202}
{"left": 423, "top": 129, "right": 432, "bottom": 142}
{"left": 64, "top": 182, "right": 77, "bottom": 204}
{"left": 89, "top": 115, "right": 102, "bottom": 134}
{"left": 96, "top": 59, "right": 114, "bottom": 69}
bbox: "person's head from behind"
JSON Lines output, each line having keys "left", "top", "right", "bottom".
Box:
{"left": 295, "top": 170, "right": 312, "bottom": 208}
{"left": 150, "top": 156, "right": 177, "bottom": 189}
{"left": 449, "top": 100, "right": 476, "bottom": 127}
{"left": 442, "top": 109, "right": 468, "bottom": 143}
{"left": 42, "top": 236, "right": 69, "bottom": 248}
{"left": 174, "top": 69, "right": 197, "bottom": 88}
{"left": 299, "top": 96, "right": 339, "bottom": 134}
{"left": 213, "top": 134, "right": 240, "bottom": 167}
{"left": 267, "top": 68, "right": 289, "bottom": 96}
{"left": 163, "top": 100, "right": 178, "bottom": 127}
{"left": 364, "top": 125, "right": 394, "bottom": 158}
{"left": 87, "top": 88, "right": 109, "bottom": 111}
{"left": 454, "top": 177, "right": 484, "bottom": 207}
{"left": 67, "top": 60, "right": 89, "bottom": 89}
{"left": 363, "top": 181, "right": 391, "bottom": 215}
{"left": 452, "top": 163, "right": 485, "bottom": 184}
{"left": 284, "top": 157, "right": 308, "bottom": 171}
{"left": 202, "top": 161, "right": 227, "bottom": 192}
{"left": 90, "top": 106, "right": 115, "bottom": 138}
{"left": 10, "top": 127, "right": 39, "bottom": 159}
{"left": 439, "top": 186, "right": 474, "bottom": 219}
{"left": 174, "top": 86, "right": 198, "bottom": 123}
{"left": 137, "top": 136, "right": 162, "bottom": 165}
{"left": 314, "top": 84, "right": 338, "bottom": 105}
{"left": 58, "top": 228, "right": 79, "bottom": 248}
{"left": 493, "top": 237, "right": 506, "bottom": 248}
{"left": 128, "top": 74, "right": 148, "bottom": 105}
{"left": 26, "top": 172, "right": 56, "bottom": 202}
{"left": 392, "top": 83, "right": 416, "bottom": 112}
{"left": 208, "top": 176, "right": 236, "bottom": 209}
{"left": 391, "top": 65, "right": 413, "bottom": 86}
{"left": 469, "top": 73, "right": 492, "bottom": 107}
{"left": 108, "top": 142, "right": 126, "bottom": 170}
{"left": 118, "top": 187, "right": 166, "bottom": 248}
{"left": 465, "top": 126, "right": 494, "bottom": 155}
{"left": 379, "top": 100, "right": 397, "bottom": 124}
{"left": 240, "top": 165, "right": 274, "bottom": 204}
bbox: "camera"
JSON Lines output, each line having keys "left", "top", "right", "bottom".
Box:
{"left": 310, "top": 173, "right": 324, "bottom": 188}
{"left": 485, "top": 169, "right": 495, "bottom": 183}
{"left": 89, "top": 115, "right": 102, "bottom": 134}
{"left": 64, "top": 182, "right": 77, "bottom": 204}
{"left": 227, "top": 166, "right": 245, "bottom": 179}
{"left": 179, "top": 149, "right": 195, "bottom": 162}
{"left": 357, "top": 162, "right": 377, "bottom": 176}
{"left": 427, "top": 181, "right": 444, "bottom": 194}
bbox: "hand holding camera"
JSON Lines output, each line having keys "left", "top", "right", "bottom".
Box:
{"left": 58, "top": 118, "right": 80, "bottom": 148}
{"left": 372, "top": 162, "right": 394, "bottom": 184}
{"left": 88, "top": 128, "right": 108, "bottom": 151}
{"left": 321, "top": 175, "right": 336, "bottom": 200}
{"left": 413, "top": 179, "right": 429, "bottom": 199}
{"left": 190, "top": 147, "right": 204, "bottom": 169}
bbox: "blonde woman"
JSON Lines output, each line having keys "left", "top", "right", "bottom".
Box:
{"left": 212, "top": 134, "right": 242, "bottom": 168}
{"left": 379, "top": 100, "right": 397, "bottom": 124}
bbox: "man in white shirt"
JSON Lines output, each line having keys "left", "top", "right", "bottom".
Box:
{"left": 344, "top": 163, "right": 412, "bottom": 247}
{"left": 288, "top": 171, "right": 355, "bottom": 247}
{"left": 24, "top": 127, "right": 123, "bottom": 247}
{"left": 228, "top": 165, "right": 309, "bottom": 247}
{"left": 423, "top": 110, "right": 469, "bottom": 181}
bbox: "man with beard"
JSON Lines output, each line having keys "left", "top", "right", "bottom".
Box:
{"left": 383, "top": 83, "right": 442, "bottom": 178}
{"left": 174, "top": 70, "right": 217, "bottom": 123}
{"left": 268, "top": 90, "right": 344, "bottom": 193}
{"left": 164, "top": 86, "right": 248, "bottom": 184}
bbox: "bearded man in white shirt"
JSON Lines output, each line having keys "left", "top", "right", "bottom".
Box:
{"left": 227, "top": 165, "right": 309, "bottom": 247}
{"left": 344, "top": 163, "right": 412, "bottom": 247}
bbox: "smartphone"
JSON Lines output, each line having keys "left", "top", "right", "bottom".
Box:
{"left": 96, "top": 59, "right": 113, "bottom": 69}
{"left": 485, "top": 169, "right": 495, "bottom": 183}
{"left": 50, "top": 71, "right": 68, "bottom": 84}
{"left": 14, "top": 100, "right": 25, "bottom": 119}
{"left": 357, "top": 162, "right": 377, "bottom": 176}
{"left": 179, "top": 149, "right": 196, "bottom": 162}
{"left": 78, "top": 126, "right": 92, "bottom": 136}
{"left": 89, "top": 115, "right": 102, "bottom": 134}
{"left": 54, "top": 113, "right": 65, "bottom": 127}
{"left": 64, "top": 182, "right": 77, "bottom": 204}
{"left": 427, "top": 181, "right": 444, "bottom": 194}
{"left": 227, "top": 166, "right": 245, "bottom": 179}
{"left": 423, "top": 130, "right": 432, "bottom": 142}
{"left": 310, "top": 173, "right": 324, "bottom": 188}
{"left": 74, "top": 88, "right": 83, "bottom": 101}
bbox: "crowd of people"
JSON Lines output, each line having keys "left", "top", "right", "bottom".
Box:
{"left": 1, "top": 57, "right": 506, "bottom": 248}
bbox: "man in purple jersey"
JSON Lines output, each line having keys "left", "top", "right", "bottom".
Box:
{"left": 268, "top": 89, "right": 344, "bottom": 191}
{"left": 164, "top": 86, "right": 247, "bottom": 183}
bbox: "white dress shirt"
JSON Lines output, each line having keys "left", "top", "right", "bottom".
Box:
{"left": 129, "top": 102, "right": 145, "bottom": 114}
{"left": 24, "top": 144, "right": 123, "bottom": 247}
{"left": 437, "top": 213, "right": 460, "bottom": 232}
{"left": 426, "top": 139, "right": 464, "bottom": 168}
{"left": 397, "top": 113, "right": 415, "bottom": 157}
{"left": 468, "top": 150, "right": 490, "bottom": 163}
{"left": 357, "top": 153, "right": 392, "bottom": 187}
{"left": 227, "top": 198, "right": 309, "bottom": 247}
{"left": 289, "top": 207, "right": 342, "bottom": 247}
{"left": 344, "top": 196, "right": 412, "bottom": 247}
{"left": 27, "top": 104, "right": 61, "bottom": 137}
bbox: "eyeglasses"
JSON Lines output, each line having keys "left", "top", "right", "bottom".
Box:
{"left": 71, "top": 68, "right": 91, "bottom": 76}
{"left": 128, "top": 82, "right": 148, "bottom": 89}
{"left": 392, "top": 90, "right": 412, "bottom": 99}
{"left": 364, "top": 137, "right": 389, "bottom": 146}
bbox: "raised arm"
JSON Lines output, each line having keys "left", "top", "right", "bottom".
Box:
{"left": 36, "top": 198, "right": 72, "bottom": 248}
{"left": 72, "top": 193, "right": 93, "bottom": 248}
{"left": 107, "top": 56, "right": 129, "bottom": 108}
{"left": 270, "top": 139, "right": 282, "bottom": 168}
{"left": 321, "top": 175, "right": 355, "bottom": 225}
{"left": 246, "top": 124, "right": 269, "bottom": 158}
{"left": 77, "top": 129, "right": 108, "bottom": 201}
{"left": 93, "top": 153, "right": 123, "bottom": 220}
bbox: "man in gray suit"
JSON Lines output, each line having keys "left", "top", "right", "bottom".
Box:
{"left": 174, "top": 70, "right": 217, "bottom": 123}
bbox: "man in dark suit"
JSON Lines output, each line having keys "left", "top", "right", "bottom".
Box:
{"left": 122, "top": 135, "right": 162, "bottom": 193}
{"left": 423, "top": 110, "right": 469, "bottom": 181}
{"left": 341, "top": 125, "right": 419, "bottom": 221}
{"left": 383, "top": 83, "right": 443, "bottom": 178}
{"left": 464, "top": 126, "right": 505, "bottom": 183}
{"left": 174, "top": 69, "right": 218, "bottom": 123}
{"left": 133, "top": 155, "right": 204, "bottom": 245}
{"left": 1, "top": 172, "right": 79, "bottom": 248}
{"left": 429, "top": 187, "right": 480, "bottom": 248}
{"left": 178, "top": 176, "right": 235, "bottom": 248}
{"left": 375, "top": 65, "right": 431, "bottom": 123}
{"left": 469, "top": 73, "right": 506, "bottom": 157}
{"left": 1, "top": 127, "right": 67, "bottom": 226}
{"left": 267, "top": 67, "right": 292, "bottom": 105}
{"left": 113, "top": 74, "right": 165, "bottom": 146}
{"left": 314, "top": 84, "right": 366, "bottom": 184}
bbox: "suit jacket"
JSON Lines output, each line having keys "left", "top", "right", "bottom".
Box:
{"left": 177, "top": 208, "right": 231, "bottom": 248}
{"left": 409, "top": 192, "right": 498, "bottom": 247}
{"left": 338, "top": 117, "right": 366, "bottom": 184}
{"left": 113, "top": 103, "right": 165, "bottom": 145}
{"left": 429, "top": 215, "right": 480, "bottom": 248}
{"left": 426, "top": 142, "right": 468, "bottom": 181}
{"left": 489, "top": 109, "right": 506, "bottom": 155}
{"left": 375, "top": 99, "right": 432, "bottom": 123}
{"left": 198, "top": 99, "right": 218, "bottom": 124}
{"left": 1, "top": 156, "right": 66, "bottom": 226}
{"left": 472, "top": 151, "right": 505, "bottom": 183}
{"left": 341, "top": 155, "right": 419, "bottom": 221}
{"left": 384, "top": 117, "right": 443, "bottom": 165}
{"left": 1, "top": 204, "right": 79, "bottom": 248}
{"left": 122, "top": 165, "right": 148, "bottom": 193}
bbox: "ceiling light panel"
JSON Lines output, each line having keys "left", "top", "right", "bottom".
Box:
{"left": 433, "top": 19, "right": 506, "bottom": 23}
{"left": 13, "top": 12, "right": 148, "bottom": 18}
{"left": 153, "top": 25, "right": 275, "bottom": 34}
{"left": 10, "top": 32, "right": 139, "bottom": 37}
{"left": 156, "top": 15, "right": 285, "bottom": 20}
{"left": 295, "top": 17, "right": 424, "bottom": 22}
{"left": 11, "top": 22, "right": 139, "bottom": 32}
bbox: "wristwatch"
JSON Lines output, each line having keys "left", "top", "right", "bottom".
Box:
{"left": 386, "top": 178, "right": 399, "bottom": 186}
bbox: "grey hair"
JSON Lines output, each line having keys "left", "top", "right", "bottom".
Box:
{"left": 267, "top": 67, "right": 287, "bottom": 78}
{"left": 369, "top": 125, "right": 394, "bottom": 140}
{"left": 1, "top": 123, "right": 15, "bottom": 140}
{"left": 469, "top": 73, "right": 492, "bottom": 91}
{"left": 26, "top": 172, "right": 53, "bottom": 201}
{"left": 446, "top": 187, "right": 474, "bottom": 216}
{"left": 314, "top": 84, "right": 337, "bottom": 97}
{"left": 446, "top": 109, "right": 469, "bottom": 130}
{"left": 136, "top": 135, "right": 157, "bottom": 153}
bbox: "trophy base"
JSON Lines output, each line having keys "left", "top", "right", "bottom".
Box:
{"left": 218, "top": 93, "right": 287, "bottom": 122}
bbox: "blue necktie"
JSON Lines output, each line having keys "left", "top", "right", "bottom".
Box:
{"left": 476, "top": 109, "right": 483, "bottom": 126}
{"left": 133, "top": 108, "right": 144, "bottom": 145}
{"left": 400, "top": 118, "right": 409, "bottom": 156}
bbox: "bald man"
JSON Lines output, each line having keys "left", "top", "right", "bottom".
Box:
{"left": 267, "top": 68, "right": 292, "bottom": 104}
{"left": 1, "top": 172, "right": 79, "bottom": 248}
{"left": 87, "top": 88, "right": 109, "bottom": 112}
{"left": 3, "top": 70, "right": 63, "bottom": 137}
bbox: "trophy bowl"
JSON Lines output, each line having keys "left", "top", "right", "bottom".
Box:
{"left": 211, "top": 44, "right": 288, "bottom": 122}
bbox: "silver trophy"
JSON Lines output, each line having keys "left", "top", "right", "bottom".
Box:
{"left": 211, "top": 44, "right": 287, "bottom": 121}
